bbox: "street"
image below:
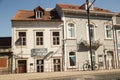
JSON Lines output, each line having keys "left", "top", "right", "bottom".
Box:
{"left": 1, "top": 69, "right": 120, "bottom": 80}
{"left": 34, "top": 71, "right": 120, "bottom": 80}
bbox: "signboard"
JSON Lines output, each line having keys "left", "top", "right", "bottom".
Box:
{"left": 31, "top": 48, "right": 47, "bottom": 57}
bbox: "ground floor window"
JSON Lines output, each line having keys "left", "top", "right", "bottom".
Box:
{"left": 36, "top": 60, "right": 44, "bottom": 72}
{"left": 53, "top": 59, "right": 61, "bottom": 72}
{"left": 69, "top": 52, "right": 76, "bottom": 66}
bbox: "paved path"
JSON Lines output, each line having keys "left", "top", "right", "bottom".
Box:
{"left": 0, "top": 69, "right": 120, "bottom": 80}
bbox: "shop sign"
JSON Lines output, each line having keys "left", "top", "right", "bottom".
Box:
{"left": 31, "top": 48, "right": 47, "bottom": 57}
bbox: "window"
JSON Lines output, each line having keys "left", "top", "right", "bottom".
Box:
{"left": 90, "top": 24, "right": 94, "bottom": 40}
{"left": 68, "top": 23, "right": 75, "bottom": 38}
{"left": 18, "top": 32, "right": 26, "bottom": 46}
{"left": 87, "top": 24, "right": 95, "bottom": 40}
{"left": 36, "top": 32, "right": 43, "bottom": 45}
{"left": 105, "top": 25, "right": 112, "bottom": 39}
{"left": 117, "top": 31, "right": 120, "bottom": 43}
{"left": 69, "top": 52, "right": 76, "bottom": 66}
{"left": 36, "top": 11, "right": 42, "bottom": 18}
{"left": 52, "top": 32, "right": 60, "bottom": 45}
{"left": 53, "top": 59, "right": 61, "bottom": 71}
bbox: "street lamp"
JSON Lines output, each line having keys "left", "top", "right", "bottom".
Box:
{"left": 86, "top": 0, "right": 96, "bottom": 70}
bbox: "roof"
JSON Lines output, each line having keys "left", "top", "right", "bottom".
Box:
{"left": 0, "top": 37, "right": 11, "bottom": 48}
{"left": 12, "top": 6, "right": 61, "bottom": 21}
{"left": 56, "top": 3, "right": 112, "bottom": 13}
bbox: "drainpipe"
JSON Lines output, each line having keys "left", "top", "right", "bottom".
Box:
{"left": 112, "top": 16, "right": 119, "bottom": 69}
{"left": 62, "top": 12, "right": 66, "bottom": 71}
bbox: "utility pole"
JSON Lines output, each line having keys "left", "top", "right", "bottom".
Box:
{"left": 86, "top": 0, "right": 96, "bottom": 70}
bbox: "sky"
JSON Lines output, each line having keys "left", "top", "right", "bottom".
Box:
{"left": 0, "top": 0, "right": 120, "bottom": 37}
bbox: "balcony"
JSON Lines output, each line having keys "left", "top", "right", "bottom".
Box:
{"left": 80, "top": 39, "right": 102, "bottom": 50}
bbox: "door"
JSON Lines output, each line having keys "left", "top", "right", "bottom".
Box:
{"left": 37, "top": 60, "right": 44, "bottom": 72}
{"left": 53, "top": 59, "right": 61, "bottom": 72}
{"left": 106, "top": 51, "right": 114, "bottom": 69}
{"left": 18, "top": 60, "right": 27, "bottom": 73}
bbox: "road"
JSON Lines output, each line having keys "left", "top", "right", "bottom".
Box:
{"left": 0, "top": 69, "right": 120, "bottom": 80}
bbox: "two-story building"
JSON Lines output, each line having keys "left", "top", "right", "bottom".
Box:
{"left": 12, "top": 2, "right": 119, "bottom": 73}
{"left": 56, "top": 3, "right": 118, "bottom": 71}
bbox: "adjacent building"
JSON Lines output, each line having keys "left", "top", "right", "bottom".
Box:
{"left": 11, "top": 2, "right": 119, "bottom": 73}
{"left": 0, "top": 37, "right": 13, "bottom": 74}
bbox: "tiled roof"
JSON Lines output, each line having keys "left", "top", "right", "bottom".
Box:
{"left": 57, "top": 3, "right": 111, "bottom": 13}
{"left": 12, "top": 7, "right": 61, "bottom": 21}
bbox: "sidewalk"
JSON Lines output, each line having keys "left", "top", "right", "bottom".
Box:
{"left": 0, "top": 69, "right": 120, "bottom": 80}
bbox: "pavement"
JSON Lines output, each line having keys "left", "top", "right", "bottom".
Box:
{"left": 0, "top": 69, "right": 120, "bottom": 80}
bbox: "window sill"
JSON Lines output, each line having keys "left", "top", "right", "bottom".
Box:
{"left": 16, "top": 46, "right": 27, "bottom": 48}
{"left": 66, "top": 38, "right": 76, "bottom": 40}
{"left": 104, "top": 38, "right": 113, "bottom": 40}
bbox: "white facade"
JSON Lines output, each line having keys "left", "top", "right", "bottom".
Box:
{"left": 12, "top": 21, "right": 63, "bottom": 73}
{"left": 11, "top": 4, "right": 119, "bottom": 73}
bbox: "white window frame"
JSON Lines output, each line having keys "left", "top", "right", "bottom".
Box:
{"left": 36, "top": 11, "right": 43, "bottom": 19}
{"left": 68, "top": 51, "right": 77, "bottom": 68}
{"left": 50, "top": 30, "right": 61, "bottom": 47}
{"left": 67, "top": 23, "right": 76, "bottom": 39}
{"left": 36, "top": 32, "right": 44, "bottom": 46}
{"left": 34, "top": 30, "right": 44, "bottom": 47}
{"left": 86, "top": 23, "right": 96, "bottom": 41}
{"left": 16, "top": 30, "right": 27, "bottom": 47}
{"left": 117, "top": 30, "right": 120, "bottom": 54}
{"left": 105, "top": 25, "right": 112, "bottom": 39}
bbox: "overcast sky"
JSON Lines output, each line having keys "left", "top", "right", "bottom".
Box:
{"left": 0, "top": 0, "right": 120, "bottom": 37}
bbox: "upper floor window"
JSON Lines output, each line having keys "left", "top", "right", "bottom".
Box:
{"left": 36, "top": 32, "right": 43, "bottom": 46}
{"left": 52, "top": 32, "right": 60, "bottom": 45}
{"left": 18, "top": 32, "right": 26, "bottom": 46}
{"left": 36, "top": 11, "right": 43, "bottom": 18}
{"left": 86, "top": 24, "right": 95, "bottom": 41}
{"left": 90, "top": 24, "right": 95, "bottom": 40}
{"left": 105, "top": 25, "right": 112, "bottom": 39}
{"left": 68, "top": 23, "right": 75, "bottom": 38}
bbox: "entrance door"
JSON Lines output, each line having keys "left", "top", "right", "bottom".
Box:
{"left": 37, "top": 60, "right": 44, "bottom": 72}
{"left": 53, "top": 59, "right": 61, "bottom": 72}
{"left": 18, "top": 60, "right": 27, "bottom": 73}
{"left": 106, "top": 51, "right": 114, "bottom": 69}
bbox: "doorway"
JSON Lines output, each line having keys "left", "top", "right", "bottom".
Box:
{"left": 17, "top": 60, "right": 27, "bottom": 73}
{"left": 106, "top": 51, "right": 114, "bottom": 69}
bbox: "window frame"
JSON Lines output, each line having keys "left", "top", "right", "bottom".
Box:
{"left": 16, "top": 31, "right": 27, "bottom": 47}
{"left": 67, "top": 23, "right": 76, "bottom": 39}
{"left": 36, "top": 11, "right": 43, "bottom": 19}
{"left": 68, "top": 51, "right": 76, "bottom": 68}
{"left": 105, "top": 25, "right": 112, "bottom": 39}
{"left": 86, "top": 23, "right": 96, "bottom": 41}
{"left": 51, "top": 30, "right": 61, "bottom": 46}
{"left": 36, "top": 32, "right": 44, "bottom": 46}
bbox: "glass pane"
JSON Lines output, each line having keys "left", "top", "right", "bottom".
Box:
{"left": 53, "top": 32, "right": 59, "bottom": 36}
{"left": 36, "top": 32, "right": 43, "bottom": 36}
{"left": 19, "top": 32, "right": 26, "bottom": 36}
{"left": 68, "top": 23, "right": 75, "bottom": 37}
{"left": 69, "top": 52, "right": 76, "bottom": 66}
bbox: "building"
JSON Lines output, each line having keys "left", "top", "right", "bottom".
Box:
{"left": 12, "top": 2, "right": 119, "bottom": 73}
{"left": 113, "top": 14, "right": 120, "bottom": 67}
{"left": 55, "top": 3, "right": 119, "bottom": 71}
{"left": 0, "top": 37, "right": 13, "bottom": 74}
{"left": 12, "top": 6, "right": 63, "bottom": 73}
